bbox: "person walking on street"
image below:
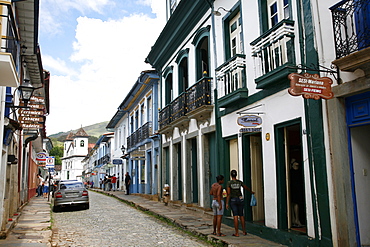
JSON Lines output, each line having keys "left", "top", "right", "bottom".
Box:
{"left": 36, "top": 174, "right": 43, "bottom": 197}
{"left": 43, "top": 176, "right": 49, "bottom": 199}
{"left": 99, "top": 178, "right": 103, "bottom": 189}
{"left": 111, "top": 174, "right": 117, "bottom": 191}
{"left": 226, "top": 170, "right": 254, "bottom": 237}
{"left": 125, "top": 172, "right": 131, "bottom": 195}
{"left": 210, "top": 175, "right": 225, "bottom": 236}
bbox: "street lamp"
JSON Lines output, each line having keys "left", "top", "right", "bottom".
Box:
{"left": 18, "top": 79, "right": 35, "bottom": 106}
{"left": 120, "top": 145, "right": 126, "bottom": 155}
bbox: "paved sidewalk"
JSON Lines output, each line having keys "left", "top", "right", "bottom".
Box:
{"left": 0, "top": 190, "right": 284, "bottom": 246}
{"left": 95, "top": 189, "right": 284, "bottom": 247}
{"left": 0, "top": 196, "right": 52, "bottom": 246}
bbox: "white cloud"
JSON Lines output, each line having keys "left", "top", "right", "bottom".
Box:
{"left": 44, "top": 0, "right": 166, "bottom": 135}
{"left": 42, "top": 55, "right": 77, "bottom": 76}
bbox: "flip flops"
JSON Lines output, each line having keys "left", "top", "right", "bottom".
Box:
{"left": 217, "top": 233, "right": 226, "bottom": 237}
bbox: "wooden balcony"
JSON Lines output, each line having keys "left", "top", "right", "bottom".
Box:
{"left": 251, "top": 20, "right": 296, "bottom": 89}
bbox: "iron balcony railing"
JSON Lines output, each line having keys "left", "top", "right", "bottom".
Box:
{"left": 250, "top": 20, "right": 295, "bottom": 79}
{"left": 187, "top": 77, "right": 212, "bottom": 112}
{"left": 330, "top": 0, "right": 370, "bottom": 59}
{"left": 171, "top": 92, "right": 187, "bottom": 121}
{"left": 159, "top": 105, "right": 171, "bottom": 130}
{"left": 215, "top": 54, "right": 247, "bottom": 99}
{"left": 158, "top": 77, "right": 212, "bottom": 130}
{"left": 127, "top": 122, "right": 152, "bottom": 149}
{"left": 98, "top": 153, "right": 111, "bottom": 166}
{"left": 0, "top": 2, "right": 20, "bottom": 68}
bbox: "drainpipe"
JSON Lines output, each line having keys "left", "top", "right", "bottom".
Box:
{"left": 21, "top": 132, "right": 38, "bottom": 203}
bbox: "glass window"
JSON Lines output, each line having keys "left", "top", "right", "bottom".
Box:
{"left": 80, "top": 140, "right": 84, "bottom": 147}
{"left": 283, "top": 0, "right": 289, "bottom": 19}
{"left": 270, "top": 2, "right": 278, "bottom": 27}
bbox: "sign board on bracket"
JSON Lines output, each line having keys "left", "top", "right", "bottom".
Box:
{"left": 237, "top": 115, "right": 262, "bottom": 127}
{"left": 288, "top": 73, "right": 334, "bottom": 100}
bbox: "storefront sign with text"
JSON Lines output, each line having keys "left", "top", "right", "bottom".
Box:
{"left": 288, "top": 73, "right": 334, "bottom": 100}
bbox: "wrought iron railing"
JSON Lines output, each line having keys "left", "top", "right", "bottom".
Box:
{"left": 330, "top": 0, "right": 370, "bottom": 59}
{"left": 250, "top": 20, "right": 295, "bottom": 79}
{"left": 127, "top": 122, "right": 152, "bottom": 149}
{"left": 159, "top": 105, "right": 171, "bottom": 130}
{"left": 158, "top": 77, "right": 213, "bottom": 130}
{"left": 171, "top": 93, "right": 187, "bottom": 122}
{"left": 0, "top": 2, "right": 20, "bottom": 67}
{"left": 187, "top": 77, "right": 212, "bottom": 112}
{"left": 215, "top": 54, "right": 247, "bottom": 99}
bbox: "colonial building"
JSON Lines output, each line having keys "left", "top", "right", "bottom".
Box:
{"left": 144, "top": 0, "right": 348, "bottom": 246}
{"left": 82, "top": 133, "right": 115, "bottom": 187}
{"left": 107, "top": 70, "right": 160, "bottom": 196}
{"left": 0, "top": 0, "right": 49, "bottom": 237}
{"left": 61, "top": 127, "right": 89, "bottom": 181}
{"left": 327, "top": 1, "right": 370, "bottom": 246}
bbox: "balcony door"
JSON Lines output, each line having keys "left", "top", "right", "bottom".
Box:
{"left": 267, "top": 0, "right": 290, "bottom": 28}
{"left": 229, "top": 12, "right": 243, "bottom": 56}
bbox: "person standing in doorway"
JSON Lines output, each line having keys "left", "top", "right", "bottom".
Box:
{"left": 210, "top": 175, "right": 226, "bottom": 236}
{"left": 111, "top": 174, "right": 117, "bottom": 191}
{"left": 226, "top": 170, "right": 254, "bottom": 237}
{"left": 125, "top": 172, "right": 131, "bottom": 195}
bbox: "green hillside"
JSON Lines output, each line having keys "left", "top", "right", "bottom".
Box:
{"left": 48, "top": 121, "right": 110, "bottom": 146}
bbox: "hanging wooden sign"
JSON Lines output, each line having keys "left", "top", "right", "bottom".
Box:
{"left": 288, "top": 73, "right": 334, "bottom": 100}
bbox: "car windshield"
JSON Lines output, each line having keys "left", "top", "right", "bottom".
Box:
{"left": 60, "top": 182, "right": 84, "bottom": 189}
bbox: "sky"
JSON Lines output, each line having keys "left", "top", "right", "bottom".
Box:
{"left": 39, "top": 0, "right": 166, "bottom": 135}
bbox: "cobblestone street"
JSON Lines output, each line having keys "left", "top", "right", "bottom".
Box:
{"left": 51, "top": 191, "right": 212, "bottom": 247}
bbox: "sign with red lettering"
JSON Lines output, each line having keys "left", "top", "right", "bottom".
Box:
{"left": 288, "top": 73, "right": 334, "bottom": 100}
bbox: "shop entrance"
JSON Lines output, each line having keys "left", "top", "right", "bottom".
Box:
{"left": 275, "top": 120, "right": 306, "bottom": 233}
{"left": 242, "top": 133, "right": 265, "bottom": 224}
{"left": 346, "top": 92, "right": 370, "bottom": 246}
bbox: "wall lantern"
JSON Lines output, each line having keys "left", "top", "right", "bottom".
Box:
{"left": 6, "top": 79, "right": 36, "bottom": 109}
{"left": 213, "top": 7, "right": 230, "bottom": 16}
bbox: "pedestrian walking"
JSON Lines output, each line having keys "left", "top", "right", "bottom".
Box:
{"left": 125, "top": 172, "right": 131, "bottom": 195}
{"left": 116, "top": 173, "right": 120, "bottom": 190}
{"left": 99, "top": 178, "right": 103, "bottom": 189}
{"left": 107, "top": 175, "right": 112, "bottom": 191}
{"left": 226, "top": 169, "right": 254, "bottom": 237}
{"left": 43, "top": 177, "right": 49, "bottom": 199}
{"left": 36, "top": 174, "right": 43, "bottom": 197}
{"left": 90, "top": 181, "right": 94, "bottom": 188}
{"left": 210, "top": 175, "right": 225, "bottom": 236}
{"left": 111, "top": 174, "right": 117, "bottom": 191}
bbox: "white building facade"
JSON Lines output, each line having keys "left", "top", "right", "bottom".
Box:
{"left": 61, "top": 127, "right": 89, "bottom": 181}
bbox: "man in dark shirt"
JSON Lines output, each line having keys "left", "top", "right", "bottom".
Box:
{"left": 124, "top": 172, "right": 131, "bottom": 195}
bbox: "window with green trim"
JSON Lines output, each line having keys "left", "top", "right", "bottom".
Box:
{"left": 178, "top": 57, "right": 188, "bottom": 94}
{"left": 196, "top": 37, "right": 209, "bottom": 79}
{"left": 165, "top": 73, "right": 173, "bottom": 105}
{"left": 267, "top": 0, "right": 290, "bottom": 29}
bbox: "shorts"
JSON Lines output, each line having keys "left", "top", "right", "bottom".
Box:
{"left": 212, "top": 200, "right": 224, "bottom": 215}
{"left": 230, "top": 197, "right": 244, "bottom": 216}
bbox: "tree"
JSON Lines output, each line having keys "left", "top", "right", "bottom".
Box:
{"left": 49, "top": 146, "right": 63, "bottom": 166}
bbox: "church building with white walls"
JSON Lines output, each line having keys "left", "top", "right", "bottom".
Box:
{"left": 61, "top": 127, "right": 89, "bottom": 181}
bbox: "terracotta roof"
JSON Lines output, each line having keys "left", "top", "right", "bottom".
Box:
{"left": 75, "top": 127, "right": 89, "bottom": 137}
{"left": 65, "top": 131, "right": 74, "bottom": 141}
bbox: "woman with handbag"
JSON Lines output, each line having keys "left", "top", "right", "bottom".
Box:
{"left": 226, "top": 170, "right": 254, "bottom": 236}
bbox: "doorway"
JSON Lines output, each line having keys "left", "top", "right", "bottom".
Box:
{"left": 346, "top": 92, "right": 370, "bottom": 246}
{"left": 275, "top": 120, "right": 306, "bottom": 233}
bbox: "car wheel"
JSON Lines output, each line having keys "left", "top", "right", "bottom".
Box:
{"left": 84, "top": 204, "right": 89, "bottom": 210}
{"left": 53, "top": 206, "right": 60, "bottom": 212}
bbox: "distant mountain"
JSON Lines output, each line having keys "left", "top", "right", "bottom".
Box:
{"left": 48, "top": 121, "right": 110, "bottom": 139}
